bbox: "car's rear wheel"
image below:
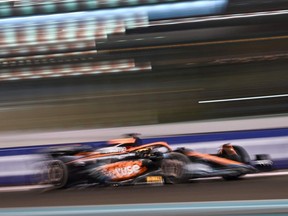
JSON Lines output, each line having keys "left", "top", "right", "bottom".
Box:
{"left": 161, "top": 152, "right": 190, "bottom": 184}
{"left": 47, "top": 160, "right": 68, "bottom": 189}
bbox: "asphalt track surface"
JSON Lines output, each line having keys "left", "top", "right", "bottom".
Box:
{"left": 1, "top": 175, "right": 288, "bottom": 208}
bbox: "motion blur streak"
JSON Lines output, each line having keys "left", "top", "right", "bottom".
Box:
{"left": 0, "top": 154, "right": 44, "bottom": 186}
{"left": 0, "top": 1, "right": 226, "bottom": 26}
{"left": 98, "top": 35, "right": 288, "bottom": 53}
{"left": 0, "top": 60, "right": 151, "bottom": 81}
{"left": 0, "top": 50, "right": 97, "bottom": 62}
{"left": 0, "top": 40, "right": 97, "bottom": 57}
{"left": 199, "top": 94, "right": 288, "bottom": 104}
{"left": 0, "top": 0, "right": 214, "bottom": 18}
{"left": 0, "top": 16, "right": 143, "bottom": 47}
{"left": 148, "top": 9, "right": 288, "bottom": 26}
{"left": 0, "top": 155, "right": 41, "bottom": 177}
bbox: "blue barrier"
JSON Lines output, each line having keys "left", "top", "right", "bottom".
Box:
{"left": 0, "top": 176, "right": 37, "bottom": 186}
{"left": 0, "top": 127, "right": 287, "bottom": 186}
{"left": 1, "top": 127, "right": 288, "bottom": 156}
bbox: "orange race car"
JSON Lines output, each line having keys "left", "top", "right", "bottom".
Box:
{"left": 40, "top": 134, "right": 273, "bottom": 188}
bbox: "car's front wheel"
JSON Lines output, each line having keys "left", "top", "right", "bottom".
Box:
{"left": 161, "top": 152, "right": 190, "bottom": 184}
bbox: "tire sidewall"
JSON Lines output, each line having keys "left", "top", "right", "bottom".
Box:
{"left": 161, "top": 152, "right": 190, "bottom": 184}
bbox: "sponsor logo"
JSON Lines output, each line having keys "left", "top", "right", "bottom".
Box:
{"left": 146, "top": 176, "right": 163, "bottom": 184}
{"left": 101, "top": 161, "right": 147, "bottom": 181}
{"left": 114, "top": 164, "right": 140, "bottom": 177}
{"left": 98, "top": 147, "right": 126, "bottom": 154}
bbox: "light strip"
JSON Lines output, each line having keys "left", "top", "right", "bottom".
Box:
{"left": 0, "top": 62, "right": 151, "bottom": 81}
{"left": 199, "top": 94, "right": 288, "bottom": 104}
{"left": 0, "top": 40, "right": 96, "bottom": 57}
{"left": 12, "top": 0, "right": 180, "bottom": 8}
{"left": 146, "top": 9, "right": 288, "bottom": 27}
{"left": 0, "top": 50, "right": 97, "bottom": 63}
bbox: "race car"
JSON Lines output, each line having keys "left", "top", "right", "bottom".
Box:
{"left": 40, "top": 134, "right": 171, "bottom": 188}
{"left": 40, "top": 134, "right": 273, "bottom": 188}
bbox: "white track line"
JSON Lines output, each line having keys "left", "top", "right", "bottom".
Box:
{"left": 192, "top": 170, "right": 288, "bottom": 181}
{"left": 0, "top": 185, "right": 51, "bottom": 192}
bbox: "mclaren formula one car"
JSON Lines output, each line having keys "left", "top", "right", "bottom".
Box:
{"left": 40, "top": 134, "right": 273, "bottom": 188}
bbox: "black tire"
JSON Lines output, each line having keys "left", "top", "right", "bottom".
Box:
{"left": 161, "top": 152, "right": 190, "bottom": 184}
{"left": 47, "top": 160, "right": 68, "bottom": 189}
{"left": 222, "top": 145, "right": 251, "bottom": 181}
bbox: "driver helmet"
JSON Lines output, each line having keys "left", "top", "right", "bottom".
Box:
{"left": 219, "top": 143, "right": 238, "bottom": 155}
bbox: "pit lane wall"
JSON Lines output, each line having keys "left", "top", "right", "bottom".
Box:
{"left": 0, "top": 115, "right": 288, "bottom": 186}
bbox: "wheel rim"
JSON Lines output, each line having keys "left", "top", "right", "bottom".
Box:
{"left": 162, "top": 159, "right": 184, "bottom": 178}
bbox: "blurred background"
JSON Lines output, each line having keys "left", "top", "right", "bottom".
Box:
{"left": 0, "top": 0, "right": 288, "bottom": 132}
{"left": 1, "top": 1, "right": 288, "bottom": 214}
